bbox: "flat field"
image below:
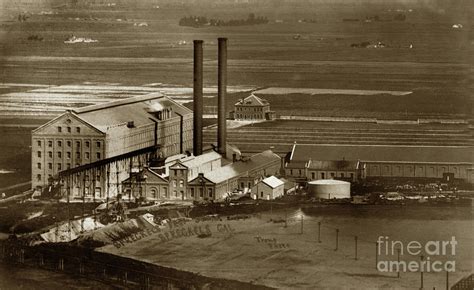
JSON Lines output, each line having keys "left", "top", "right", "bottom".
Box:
{"left": 100, "top": 206, "right": 473, "bottom": 289}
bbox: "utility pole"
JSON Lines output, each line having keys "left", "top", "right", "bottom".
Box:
{"left": 300, "top": 215, "right": 304, "bottom": 234}
{"left": 375, "top": 241, "right": 379, "bottom": 269}
{"left": 420, "top": 255, "right": 424, "bottom": 290}
{"left": 397, "top": 248, "right": 401, "bottom": 278}
{"left": 354, "top": 236, "right": 358, "bottom": 260}
{"left": 335, "top": 229, "right": 339, "bottom": 251}
{"left": 317, "top": 221, "right": 321, "bottom": 243}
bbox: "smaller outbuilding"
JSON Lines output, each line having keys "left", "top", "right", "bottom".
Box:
{"left": 252, "top": 175, "right": 285, "bottom": 200}
{"left": 307, "top": 179, "right": 351, "bottom": 199}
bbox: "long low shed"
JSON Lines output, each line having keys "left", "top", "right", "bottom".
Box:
{"left": 287, "top": 144, "right": 473, "bottom": 183}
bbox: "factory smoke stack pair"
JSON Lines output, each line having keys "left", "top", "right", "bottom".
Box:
{"left": 193, "top": 38, "right": 227, "bottom": 158}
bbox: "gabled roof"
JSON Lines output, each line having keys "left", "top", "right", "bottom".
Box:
{"left": 72, "top": 94, "right": 192, "bottom": 132}
{"left": 261, "top": 176, "right": 284, "bottom": 189}
{"left": 122, "top": 167, "right": 168, "bottom": 184}
{"left": 169, "top": 160, "right": 188, "bottom": 170}
{"left": 144, "top": 168, "right": 169, "bottom": 183}
{"left": 235, "top": 93, "right": 269, "bottom": 106}
{"left": 188, "top": 173, "right": 216, "bottom": 185}
{"left": 290, "top": 144, "right": 472, "bottom": 164}
{"left": 32, "top": 110, "right": 105, "bottom": 135}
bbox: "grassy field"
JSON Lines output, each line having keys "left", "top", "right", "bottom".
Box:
{"left": 100, "top": 206, "right": 473, "bottom": 289}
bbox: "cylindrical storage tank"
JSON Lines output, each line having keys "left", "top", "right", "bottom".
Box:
{"left": 308, "top": 180, "right": 351, "bottom": 199}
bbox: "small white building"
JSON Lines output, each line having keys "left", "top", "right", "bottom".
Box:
{"left": 252, "top": 176, "right": 285, "bottom": 200}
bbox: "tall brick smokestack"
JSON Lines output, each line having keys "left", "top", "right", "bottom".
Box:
{"left": 217, "top": 37, "right": 227, "bottom": 158}
{"left": 193, "top": 40, "right": 203, "bottom": 156}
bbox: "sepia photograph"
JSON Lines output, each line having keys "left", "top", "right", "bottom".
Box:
{"left": 0, "top": 0, "right": 472, "bottom": 289}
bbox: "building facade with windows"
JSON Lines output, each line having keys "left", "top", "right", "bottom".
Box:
{"left": 285, "top": 143, "right": 473, "bottom": 184}
{"left": 233, "top": 94, "right": 275, "bottom": 121}
{"left": 122, "top": 150, "right": 282, "bottom": 202}
{"left": 31, "top": 94, "right": 194, "bottom": 198}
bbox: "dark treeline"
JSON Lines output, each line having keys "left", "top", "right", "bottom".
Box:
{"left": 179, "top": 13, "right": 269, "bottom": 28}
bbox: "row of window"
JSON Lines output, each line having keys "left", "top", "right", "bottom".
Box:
{"left": 37, "top": 162, "right": 69, "bottom": 170}
{"left": 289, "top": 169, "right": 354, "bottom": 180}
{"left": 37, "top": 151, "right": 101, "bottom": 160}
{"left": 36, "top": 140, "right": 101, "bottom": 148}
{"left": 36, "top": 174, "right": 52, "bottom": 182}
{"left": 370, "top": 165, "right": 455, "bottom": 173}
{"left": 310, "top": 172, "right": 353, "bottom": 179}
{"left": 36, "top": 172, "right": 103, "bottom": 183}
{"left": 236, "top": 107, "right": 264, "bottom": 112}
{"left": 57, "top": 126, "right": 81, "bottom": 133}
{"left": 147, "top": 187, "right": 213, "bottom": 199}
{"left": 236, "top": 114, "right": 263, "bottom": 120}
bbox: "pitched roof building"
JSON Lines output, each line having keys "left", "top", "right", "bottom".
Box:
{"left": 233, "top": 94, "right": 276, "bottom": 121}
{"left": 285, "top": 143, "right": 473, "bottom": 183}
{"left": 31, "top": 94, "right": 194, "bottom": 198}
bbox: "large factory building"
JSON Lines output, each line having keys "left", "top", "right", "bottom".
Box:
{"left": 31, "top": 94, "right": 193, "bottom": 196}
{"left": 285, "top": 143, "right": 473, "bottom": 184}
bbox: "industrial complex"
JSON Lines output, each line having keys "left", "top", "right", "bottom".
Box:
{"left": 29, "top": 36, "right": 472, "bottom": 204}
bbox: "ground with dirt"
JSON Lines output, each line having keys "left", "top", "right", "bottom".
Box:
{"left": 100, "top": 206, "right": 473, "bottom": 289}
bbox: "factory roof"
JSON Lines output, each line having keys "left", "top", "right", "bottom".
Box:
{"left": 181, "top": 151, "right": 222, "bottom": 170}
{"left": 290, "top": 144, "right": 472, "bottom": 164}
{"left": 72, "top": 93, "right": 192, "bottom": 132}
{"left": 201, "top": 150, "right": 280, "bottom": 184}
{"left": 285, "top": 160, "right": 309, "bottom": 169}
{"left": 235, "top": 94, "right": 269, "bottom": 106}
{"left": 308, "top": 160, "right": 358, "bottom": 171}
{"left": 261, "top": 176, "right": 285, "bottom": 189}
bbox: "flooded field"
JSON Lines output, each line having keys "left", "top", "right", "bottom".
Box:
{"left": 254, "top": 87, "right": 412, "bottom": 96}
{"left": 0, "top": 82, "right": 254, "bottom": 117}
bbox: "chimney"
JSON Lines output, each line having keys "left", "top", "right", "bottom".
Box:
{"left": 217, "top": 37, "right": 227, "bottom": 158}
{"left": 193, "top": 40, "right": 203, "bottom": 156}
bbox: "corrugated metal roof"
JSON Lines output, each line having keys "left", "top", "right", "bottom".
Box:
{"left": 262, "top": 176, "right": 284, "bottom": 189}
{"left": 73, "top": 93, "right": 192, "bottom": 132}
{"left": 182, "top": 151, "right": 222, "bottom": 169}
{"left": 290, "top": 144, "right": 472, "bottom": 164}
{"left": 285, "top": 161, "right": 308, "bottom": 169}
{"left": 203, "top": 150, "right": 280, "bottom": 184}
{"left": 308, "top": 160, "right": 358, "bottom": 170}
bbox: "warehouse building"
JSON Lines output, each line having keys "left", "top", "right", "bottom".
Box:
{"left": 285, "top": 143, "right": 473, "bottom": 184}
{"left": 31, "top": 94, "right": 194, "bottom": 197}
